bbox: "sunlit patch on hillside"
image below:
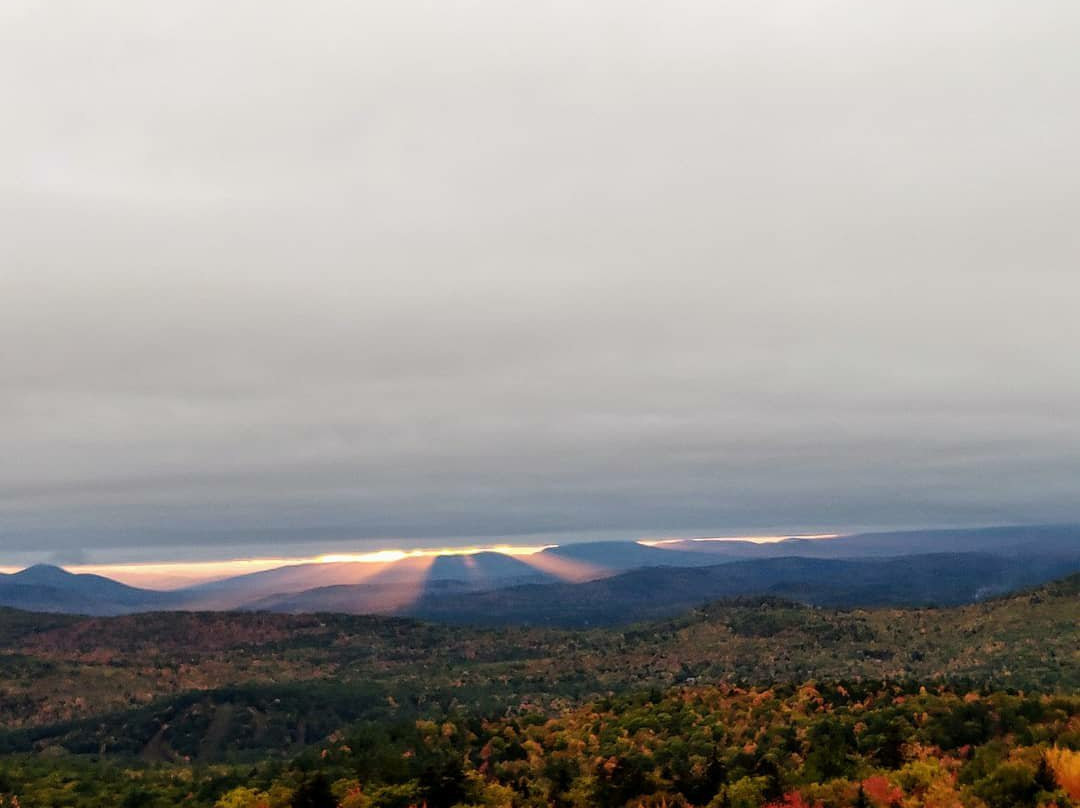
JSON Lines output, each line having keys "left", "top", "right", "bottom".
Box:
{"left": 317, "top": 554, "right": 440, "bottom": 614}
{"left": 517, "top": 552, "right": 609, "bottom": 583}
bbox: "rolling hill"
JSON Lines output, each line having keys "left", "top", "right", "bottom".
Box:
{"left": 0, "top": 572, "right": 1075, "bottom": 760}
{"left": 1, "top": 524, "right": 1077, "bottom": 619}
{"left": 402, "top": 551, "right": 1080, "bottom": 626}
{"left": 662, "top": 523, "right": 1080, "bottom": 558}
{"left": 0, "top": 564, "right": 176, "bottom": 616}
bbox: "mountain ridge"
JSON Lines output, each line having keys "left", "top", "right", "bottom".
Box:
{"left": 2, "top": 523, "right": 1077, "bottom": 618}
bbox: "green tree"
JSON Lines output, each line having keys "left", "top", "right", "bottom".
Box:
{"left": 972, "top": 763, "right": 1039, "bottom": 808}
{"left": 291, "top": 774, "right": 335, "bottom": 808}
{"left": 803, "top": 718, "right": 855, "bottom": 782}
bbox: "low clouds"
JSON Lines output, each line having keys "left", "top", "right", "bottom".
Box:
{"left": 2, "top": 0, "right": 1079, "bottom": 562}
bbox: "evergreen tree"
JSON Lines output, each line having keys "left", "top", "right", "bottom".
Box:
{"left": 291, "top": 774, "right": 335, "bottom": 808}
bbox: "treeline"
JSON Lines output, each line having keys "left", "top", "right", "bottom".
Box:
{"left": 1, "top": 682, "right": 1077, "bottom": 807}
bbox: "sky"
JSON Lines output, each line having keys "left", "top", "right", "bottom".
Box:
{"left": 2, "top": 0, "right": 1080, "bottom": 570}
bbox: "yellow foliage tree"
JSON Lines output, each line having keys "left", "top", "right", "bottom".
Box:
{"left": 214, "top": 787, "right": 270, "bottom": 808}
{"left": 1045, "top": 747, "right": 1080, "bottom": 802}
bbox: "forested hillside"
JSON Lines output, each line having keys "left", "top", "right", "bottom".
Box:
{"left": 0, "top": 575, "right": 1076, "bottom": 806}
{"left": 1, "top": 683, "right": 1077, "bottom": 807}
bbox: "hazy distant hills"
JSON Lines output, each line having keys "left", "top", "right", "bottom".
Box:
{"left": 244, "top": 578, "right": 480, "bottom": 614}
{"left": 661, "top": 524, "right": 1080, "bottom": 559}
{"left": 0, "top": 564, "right": 177, "bottom": 616}
{"left": 404, "top": 552, "right": 1080, "bottom": 626}
{"left": 541, "top": 540, "right": 737, "bottom": 568}
{"left": 1, "top": 523, "right": 1077, "bottom": 619}
{"left": 180, "top": 551, "right": 555, "bottom": 610}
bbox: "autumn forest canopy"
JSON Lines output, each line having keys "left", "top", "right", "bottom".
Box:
{"left": 0, "top": 572, "right": 1076, "bottom": 807}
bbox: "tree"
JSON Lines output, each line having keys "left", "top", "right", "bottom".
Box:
{"left": 972, "top": 763, "right": 1039, "bottom": 808}
{"left": 291, "top": 774, "right": 335, "bottom": 808}
{"left": 803, "top": 718, "right": 855, "bottom": 782}
{"left": 764, "top": 794, "right": 822, "bottom": 808}
{"left": 121, "top": 788, "right": 158, "bottom": 808}
{"left": 860, "top": 776, "right": 902, "bottom": 807}
{"left": 724, "top": 777, "right": 770, "bottom": 808}
{"left": 853, "top": 785, "right": 870, "bottom": 808}
{"left": 216, "top": 788, "right": 271, "bottom": 808}
{"left": 1046, "top": 747, "right": 1080, "bottom": 802}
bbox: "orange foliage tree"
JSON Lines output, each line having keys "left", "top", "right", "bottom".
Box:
{"left": 1045, "top": 747, "right": 1080, "bottom": 802}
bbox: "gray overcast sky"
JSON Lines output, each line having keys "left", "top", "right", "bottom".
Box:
{"left": 2, "top": 1, "right": 1079, "bottom": 565}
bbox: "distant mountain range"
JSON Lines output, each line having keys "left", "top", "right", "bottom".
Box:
{"left": 405, "top": 552, "right": 1079, "bottom": 626}
{"left": 0, "top": 564, "right": 178, "bottom": 616}
{"left": 657, "top": 523, "right": 1080, "bottom": 558}
{"left": 1, "top": 523, "right": 1077, "bottom": 621}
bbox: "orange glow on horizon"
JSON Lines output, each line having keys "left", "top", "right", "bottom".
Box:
{"left": 312, "top": 544, "right": 553, "bottom": 565}
{"left": 1, "top": 534, "right": 845, "bottom": 589}
{"left": 1, "top": 543, "right": 557, "bottom": 589}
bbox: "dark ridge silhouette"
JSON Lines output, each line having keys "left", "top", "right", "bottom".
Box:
{"left": 401, "top": 552, "right": 1080, "bottom": 626}
{"left": 2, "top": 524, "right": 1077, "bottom": 617}
{"left": 0, "top": 564, "right": 177, "bottom": 616}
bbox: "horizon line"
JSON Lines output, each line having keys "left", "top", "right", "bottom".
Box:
{"left": 0, "top": 533, "right": 835, "bottom": 589}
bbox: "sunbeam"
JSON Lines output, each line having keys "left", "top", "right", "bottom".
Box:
{"left": 517, "top": 551, "right": 610, "bottom": 583}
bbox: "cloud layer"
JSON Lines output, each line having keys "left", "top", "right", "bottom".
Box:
{"left": 3, "top": 1, "right": 1079, "bottom": 562}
